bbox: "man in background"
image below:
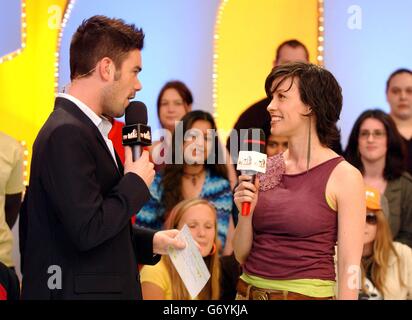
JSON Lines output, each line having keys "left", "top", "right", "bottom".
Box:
{"left": 387, "top": 68, "right": 412, "bottom": 175}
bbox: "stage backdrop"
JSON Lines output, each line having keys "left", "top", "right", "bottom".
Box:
{"left": 1, "top": 0, "right": 412, "bottom": 280}
{"left": 2, "top": 0, "right": 412, "bottom": 169}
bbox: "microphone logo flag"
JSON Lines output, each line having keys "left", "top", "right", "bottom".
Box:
{"left": 236, "top": 151, "right": 267, "bottom": 173}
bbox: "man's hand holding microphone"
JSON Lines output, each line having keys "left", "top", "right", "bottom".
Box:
{"left": 123, "top": 101, "right": 185, "bottom": 253}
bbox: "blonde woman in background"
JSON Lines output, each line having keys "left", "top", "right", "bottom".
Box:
{"left": 140, "top": 199, "right": 220, "bottom": 300}
{"left": 360, "top": 186, "right": 412, "bottom": 300}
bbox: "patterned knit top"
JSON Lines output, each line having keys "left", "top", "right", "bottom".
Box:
{"left": 135, "top": 169, "right": 233, "bottom": 248}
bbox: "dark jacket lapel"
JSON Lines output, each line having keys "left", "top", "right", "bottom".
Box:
{"left": 54, "top": 97, "right": 121, "bottom": 176}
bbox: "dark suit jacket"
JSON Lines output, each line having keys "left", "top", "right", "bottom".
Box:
{"left": 20, "top": 97, "right": 160, "bottom": 299}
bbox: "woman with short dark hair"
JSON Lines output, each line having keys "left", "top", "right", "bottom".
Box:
{"left": 233, "top": 62, "right": 365, "bottom": 300}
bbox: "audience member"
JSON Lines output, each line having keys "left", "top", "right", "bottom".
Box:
{"left": 359, "top": 186, "right": 412, "bottom": 300}
{"left": 386, "top": 68, "right": 412, "bottom": 175}
{"left": 140, "top": 199, "right": 220, "bottom": 299}
{"left": 135, "top": 110, "right": 235, "bottom": 255}
{"left": 345, "top": 109, "right": 412, "bottom": 247}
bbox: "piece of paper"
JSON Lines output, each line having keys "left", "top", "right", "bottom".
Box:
{"left": 167, "top": 224, "right": 211, "bottom": 298}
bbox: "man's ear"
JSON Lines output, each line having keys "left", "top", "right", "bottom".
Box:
{"left": 99, "top": 57, "right": 113, "bottom": 81}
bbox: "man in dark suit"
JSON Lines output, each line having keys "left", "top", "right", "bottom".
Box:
{"left": 20, "top": 15, "right": 185, "bottom": 300}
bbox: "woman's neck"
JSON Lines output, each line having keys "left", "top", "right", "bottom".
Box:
{"left": 362, "top": 157, "right": 386, "bottom": 179}
{"left": 362, "top": 242, "right": 373, "bottom": 258}
{"left": 285, "top": 130, "right": 329, "bottom": 172}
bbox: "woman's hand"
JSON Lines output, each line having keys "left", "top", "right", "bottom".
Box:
{"left": 233, "top": 175, "right": 259, "bottom": 218}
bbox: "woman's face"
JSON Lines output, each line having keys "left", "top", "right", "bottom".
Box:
{"left": 177, "top": 204, "right": 216, "bottom": 257}
{"left": 363, "top": 212, "right": 378, "bottom": 246}
{"left": 183, "top": 120, "right": 213, "bottom": 165}
{"left": 266, "top": 77, "right": 311, "bottom": 138}
{"left": 159, "top": 88, "right": 191, "bottom": 132}
{"left": 358, "top": 118, "right": 387, "bottom": 163}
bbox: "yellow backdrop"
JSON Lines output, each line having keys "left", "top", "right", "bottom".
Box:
{"left": 0, "top": 0, "right": 69, "bottom": 182}
{"left": 0, "top": 0, "right": 318, "bottom": 180}
{"left": 214, "top": 0, "right": 319, "bottom": 142}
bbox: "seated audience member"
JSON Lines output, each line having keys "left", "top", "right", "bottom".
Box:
{"left": 345, "top": 109, "right": 412, "bottom": 247}
{"left": 266, "top": 135, "right": 288, "bottom": 157}
{"left": 151, "top": 81, "right": 237, "bottom": 188}
{"left": 150, "top": 81, "right": 193, "bottom": 171}
{"left": 359, "top": 186, "right": 412, "bottom": 300}
{"left": 386, "top": 68, "right": 412, "bottom": 175}
{"left": 135, "top": 110, "right": 235, "bottom": 255}
{"left": 140, "top": 199, "right": 220, "bottom": 300}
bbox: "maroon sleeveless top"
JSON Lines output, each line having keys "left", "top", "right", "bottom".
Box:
{"left": 243, "top": 154, "right": 344, "bottom": 281}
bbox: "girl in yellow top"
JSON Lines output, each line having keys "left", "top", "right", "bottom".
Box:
{"left": 140, "top": 199, "right": 220, "bottom": 299}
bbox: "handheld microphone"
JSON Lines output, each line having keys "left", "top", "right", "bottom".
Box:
{"left": 122, "top": 101, "right": 152, "bottom": 161}
{"left": 236, "top": 128, "right": 267, "bottom": 216}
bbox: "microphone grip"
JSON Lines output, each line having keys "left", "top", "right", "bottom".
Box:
{"left": 239, "top": 170, "right": 257, "bottom": 216}
{"left": 132, "top": 145, "right": 142, "bottom": 161}
{"left": 241, "top": 202, "right": 251, "bottom": 216}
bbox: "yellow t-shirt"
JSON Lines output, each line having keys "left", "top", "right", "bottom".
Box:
{"left": 0, "top": 132, "right": 24, "bottom": 267}
{"left": 140, "top": 259, "right": 173, "bottom": 299}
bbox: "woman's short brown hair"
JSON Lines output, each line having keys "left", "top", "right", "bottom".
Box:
{"left": 70, "top": 15, "right": 144, "bottom": 80}
{"left": 265, "top": 62, "right": 342, "bottom": 148}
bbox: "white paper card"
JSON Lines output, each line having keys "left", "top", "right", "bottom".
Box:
{"left": 167, "top": 224, "right": 211, "bottom": 298}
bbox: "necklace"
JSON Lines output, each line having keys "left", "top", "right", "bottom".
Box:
{"left": 182, "top": 168, "right": 205, "bottom": 186}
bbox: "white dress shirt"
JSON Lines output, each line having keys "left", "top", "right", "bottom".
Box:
{"left": 57, "top": 93, "right": 118, "bottom": 168}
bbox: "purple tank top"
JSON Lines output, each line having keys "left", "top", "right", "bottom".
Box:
{"left": 243, "top": 154, "right": 344, "bottom": 281}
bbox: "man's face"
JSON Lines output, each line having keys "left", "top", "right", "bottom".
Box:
{"left": 102, "top": 49, "right": 142, "bottom": 118}
{"left": 266, "top": 135, "right": 288, "bottom": 157}
{"left": 274, "top": 45, "right": 308, "bottom": 66}
{"left": 387, "top": 72, "right": 412, "bottom": 121}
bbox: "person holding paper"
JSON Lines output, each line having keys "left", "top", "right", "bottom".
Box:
{"left": 140, "top": 199, "right": 220, "bottom": 299}
{"left": 233, "top": 62, "right": 365, "bottom": 300}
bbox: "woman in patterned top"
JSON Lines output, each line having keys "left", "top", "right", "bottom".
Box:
{"left": 135, "top": 110, "right": 234, "bottom": 255}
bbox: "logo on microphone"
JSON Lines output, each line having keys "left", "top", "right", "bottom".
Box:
{"left": 236, "top": 151, "right": 267, "bottom": 173}
{"left": 125, "top": 129, "right": 138, "bottom": 140}
{"left": 122, "top": 124, "right": 152, "bottom": 146}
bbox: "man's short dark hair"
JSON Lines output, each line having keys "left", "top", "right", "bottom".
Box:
{"left": 275, "top": 39, "right": 309, "bottom": 64}
{"left": 265, "top": 62, "right": 342, "bottom": 148}
{"left": 386, "top": 68, "right": 412, "bottom": 92}
{"left": 70, "top": 15, "right": 144, "bottom": 80}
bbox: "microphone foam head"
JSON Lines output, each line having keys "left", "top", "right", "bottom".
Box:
{"left": 125, "top": 101, "right": 147, "bottom": 125}
{"left": 240, "top": 128, "right": 266, "bottom": 153}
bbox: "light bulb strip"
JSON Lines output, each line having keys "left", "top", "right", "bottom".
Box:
{"left": 317, "top": 0, "right": 325, "bottom": 66}
{"left": 0, "top": 0, "right": 27, "bottom": 64}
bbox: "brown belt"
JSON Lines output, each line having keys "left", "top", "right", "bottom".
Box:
{"left": 236, "top": 278, "right": 334, "bottom": 300}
